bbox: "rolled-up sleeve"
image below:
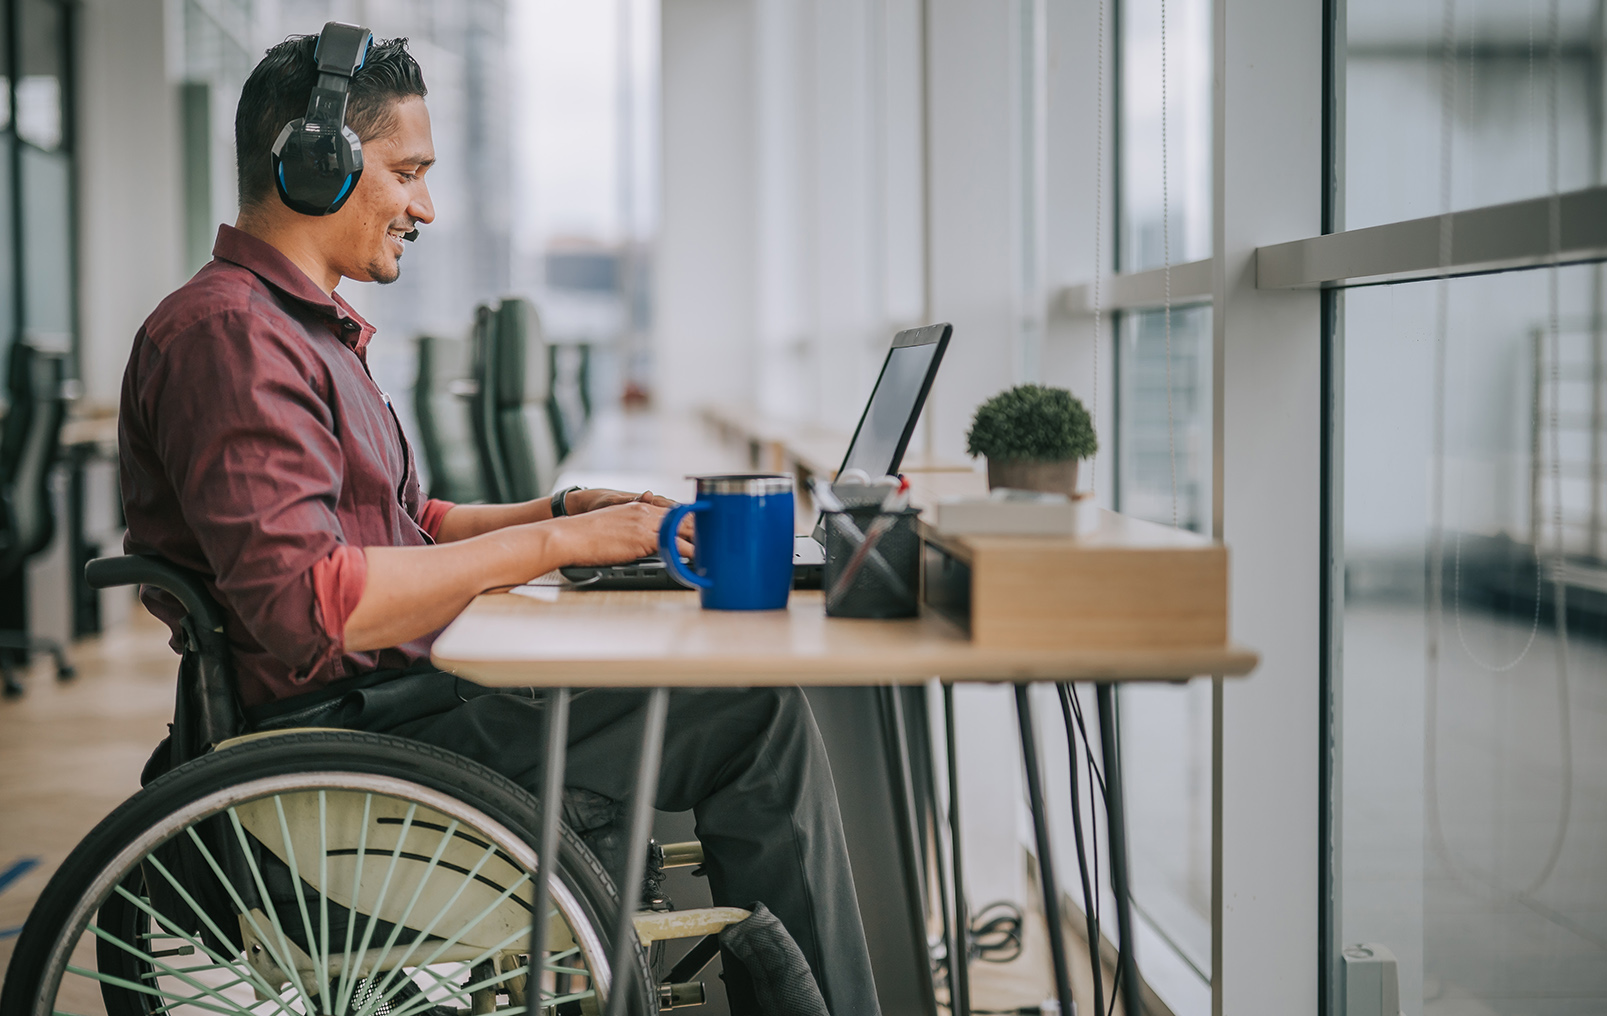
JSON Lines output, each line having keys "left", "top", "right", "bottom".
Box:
{"left": 415, "top": 498, "right": 455, "bottom": 541}
{"left": 133, "top": 311, "right": 351, "bottom": 685}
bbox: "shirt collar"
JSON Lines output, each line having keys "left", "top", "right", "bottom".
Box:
{"left": 211, "top": 224, "right": 377, "bottom": 354}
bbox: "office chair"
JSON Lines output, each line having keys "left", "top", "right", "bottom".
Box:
{"left": 412, "top": 333, "right": 487, "bottom": 504}
{"left": 0, "top": 342, "right": 75, "bottom": 698}
{"left": 548, "top": 341, "right": 592, "bottom": 461}
{"left": 468, "top": 298, "right": 562, "bottom": 503}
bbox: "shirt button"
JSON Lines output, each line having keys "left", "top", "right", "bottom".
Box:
{"left": 342, "top": 320, "right": 359, "bottom": 332}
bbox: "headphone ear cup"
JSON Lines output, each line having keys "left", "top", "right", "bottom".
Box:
{"left": 271, "top": 119, "right": 364, "bottom": 216}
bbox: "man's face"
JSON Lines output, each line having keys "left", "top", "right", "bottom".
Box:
{"left": 329, "top": 96, "right": 436, "bottom": 285}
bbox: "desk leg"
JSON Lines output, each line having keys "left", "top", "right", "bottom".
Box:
{"left": 942, "top": 683, "right": 972, "bottom": 1016}
{"left": 1096, "top": 684, "right": 1143, "bottom": 1016}
{"left": 1014, "top": 685, "right": 1076, "bottom": 1015}
{"left": 606, "top": 687, "right": 670, "bottom": 1016}
{"left": 529, "top": 688, "right": 571, "bottom": 1004}
{"left": 882, "top": 686, "right": 943, "bottom": 1016}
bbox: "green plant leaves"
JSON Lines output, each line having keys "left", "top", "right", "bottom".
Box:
{"left": 965, "top": 384, "right": 1098, "bottom": 461}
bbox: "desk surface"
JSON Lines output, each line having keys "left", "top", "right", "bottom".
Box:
{"left": 432, "top": 587, "right": 1259, "bottom": 688}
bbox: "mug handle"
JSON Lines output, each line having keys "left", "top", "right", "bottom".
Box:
{"left": 659, "top": 500, "right": 711, "bottom": 589}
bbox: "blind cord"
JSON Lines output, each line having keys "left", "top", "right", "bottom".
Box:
{"left": 1161, "top": 0, "right": 1177, "bottom": 529}
{"left": 1091, "top": 0, "right": 1106, "bottom": 501}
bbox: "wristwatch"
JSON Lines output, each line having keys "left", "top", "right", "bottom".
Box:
{"left": 551, "top": 485, "right": 586, "bottom": 517}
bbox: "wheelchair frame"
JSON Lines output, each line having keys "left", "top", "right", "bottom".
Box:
{"left": 0, "top": 555, "right": 745, "bottom": 1016}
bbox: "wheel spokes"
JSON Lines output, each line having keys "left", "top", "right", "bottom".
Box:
{"left": 53, "top": 785, "right": 610, "bottom": 1016}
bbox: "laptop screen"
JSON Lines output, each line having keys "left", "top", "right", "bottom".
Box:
{"left": 837, "top": 324, "right": 951, "bottom": 479}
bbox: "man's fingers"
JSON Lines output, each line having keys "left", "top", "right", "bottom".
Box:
{"left": 675, "top": 537, "right": 695, "bottom": 559}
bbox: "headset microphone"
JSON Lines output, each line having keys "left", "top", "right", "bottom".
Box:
{"left": 402, "top": 228, "right": 419, "bottom": 242}
{"left": 271, "top": 22, "right": 372, "bottom": 216}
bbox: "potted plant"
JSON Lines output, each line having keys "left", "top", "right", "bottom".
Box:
{"left": 965, "top": 384, "right": 1098, "bottom": 495}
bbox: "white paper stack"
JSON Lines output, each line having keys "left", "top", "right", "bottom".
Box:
{"left": 933, "top": 489, "right": 1098, "bottom": 536}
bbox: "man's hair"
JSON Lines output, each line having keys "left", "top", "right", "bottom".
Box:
{"left": 235, "top": 34, "right": 427, "bottom": 208}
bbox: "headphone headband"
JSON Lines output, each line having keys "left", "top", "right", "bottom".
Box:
{"left": 271, "top": 22, "right": 373, "bottom": 216}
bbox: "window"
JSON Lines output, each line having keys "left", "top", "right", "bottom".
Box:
{"left": 1343, "top": 0, "right": 1602, "bottom": 230}
{"left": 3, "top": 0, "right": 76, "bottom": 387}
{"left": 1328, "top": 2, "right": 1606, "bottom": 1010}
{"left": 1109, "top": 0, "right": 1215, "bottom": 1003}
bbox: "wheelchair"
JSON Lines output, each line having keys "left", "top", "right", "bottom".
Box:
{"left": 0, "top": 556, "right": 743, "bottom": 1015}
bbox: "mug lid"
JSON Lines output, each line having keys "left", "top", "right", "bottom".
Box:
{"left": 690, "top": 473, "right": 794, "bottom": 495}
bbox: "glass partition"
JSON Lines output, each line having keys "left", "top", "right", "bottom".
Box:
{"left": 1117, "top": 0, "right": 1211, "bottom": 271}
{"left": 19, "top": 146, "right": 72, "bottom": 342}
{"left": 1337, "top": 262, "right": 1607, "bottom": 1014}
{"left": 1343, "top": 0, "right": 1603, "bottom": 231}
{"left": 1109, "top": 0, "right": 1216, "bottom": 1002}
{"left": 16, "top": 0, "right": 64, "bottom": 152}
{"left": 2, "top": 0, "right": 76, "bottom": 389}
{"left": 1117, "top": 304, "right": 1212, "bottom": 531}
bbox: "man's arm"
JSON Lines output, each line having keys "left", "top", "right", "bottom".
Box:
{"left": 432, "top": 489, "right": 681, "bottom": 543}
{"left": 344, "top": 500, "right": 691, "bottom": 651}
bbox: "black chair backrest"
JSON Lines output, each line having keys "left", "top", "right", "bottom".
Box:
{"left": 548, "top": 342, "right": 592, "bottom": 460}
{"left": 467, "top": 303, "right": 512, "bottom": 502}
{"left": 85, "top": 555, "right": 241, "bottom": 768}
{"left": 490, "top": 298, "right": 560, "bottom": 503}
{"left": 412, "top": 334, "right": 486, "bottom": 504}
{"left": 468, "top": 299, "right": 561, "bottom": 503}
{"left": 0, "top": 344, "right": 68, "bottom": 575}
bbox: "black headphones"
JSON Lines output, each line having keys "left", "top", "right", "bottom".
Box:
{"left": 271, "top": 22, "right": 373, "bottom": 216}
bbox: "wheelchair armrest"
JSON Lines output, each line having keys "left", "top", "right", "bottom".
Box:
{"left": 86, "top": 555, "right": 229, "bottom": 634}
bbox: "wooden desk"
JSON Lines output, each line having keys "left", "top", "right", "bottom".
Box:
{"left": 434, "top": 587, "right": 1257, "bottom": 1016}
{"left": 433, "top": 588, "right": 1257, "bottom": 688}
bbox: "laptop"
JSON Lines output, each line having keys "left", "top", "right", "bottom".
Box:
{"left": 560, "top": 322, "right": 952, "bottom": 590}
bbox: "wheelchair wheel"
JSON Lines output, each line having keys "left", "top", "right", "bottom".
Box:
{"left": 1, "top": 729, "right": 655, "bottom": 1016}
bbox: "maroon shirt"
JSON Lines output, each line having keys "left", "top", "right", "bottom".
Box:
{"left": 121, "top": 225, "right": 446, "bottom": 709}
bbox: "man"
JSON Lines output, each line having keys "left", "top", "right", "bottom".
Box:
{"left": 120, "top": 32, "right": 879, "bottom": 1014}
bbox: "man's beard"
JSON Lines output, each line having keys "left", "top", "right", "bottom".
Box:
{"left": 365, "top": 253, "right": 402, "bottom": 285}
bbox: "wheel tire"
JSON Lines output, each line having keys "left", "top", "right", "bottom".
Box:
{"left": 94, "top": 869, "right": 160, "bottom": 1016}
{"left": 0, "top": 729, "right": 656, "bottom": 1016}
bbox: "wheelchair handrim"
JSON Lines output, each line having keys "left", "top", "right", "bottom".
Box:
{"left": 34, "top": 769, "right": 613, "bottom": 1015}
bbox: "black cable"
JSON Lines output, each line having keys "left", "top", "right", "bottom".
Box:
{"left": 969, "top": 901, "right": 1025, "bottom": 964}
{"left": 1059, "top": 683, "right": 1104, "bottom": 1016}
{"left": 1068, "top": 685, "right": 1125, "bottom": 1016}
{"left": 1067, "top": 685, "right": 1105, "bottom": 932}
{"left": 1067, "top": 681, "right": 1107, "bottom": 796}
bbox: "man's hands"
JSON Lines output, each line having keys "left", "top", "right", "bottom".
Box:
{"left": 560, "top": 488, "right": 696, "bottom": 561}
{"left": 547, "top": 498, "right": 694, "bottom": 566}
{"left": 566, "top": 487, "right": 677, "bottom": 514}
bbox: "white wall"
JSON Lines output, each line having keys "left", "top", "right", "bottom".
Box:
{"left": 922, "top": 1, "right": 1017, "bottom": 460}
{"left": 1213, "top": 0, "right": 1324, "bottom": 1011}
{"left": 654, "top": 0, "right": 757, "bottom": 412}
{"left": 75, "top": 0, "right": 187, "bottom": 407}
{"left": 658, "top": 0, "right": 921, "bottom": 426}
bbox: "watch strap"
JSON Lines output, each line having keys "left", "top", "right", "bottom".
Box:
{"left": 552, "top": 485, "right": 584, "bottom": 517}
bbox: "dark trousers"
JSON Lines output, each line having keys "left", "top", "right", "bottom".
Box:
{"left": 262, "top": 671, "right": 880, "bottom": 1016}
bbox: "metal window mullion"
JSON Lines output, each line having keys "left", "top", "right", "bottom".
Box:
{"left": 1061, "top": 257, "right": 1215, "bottom": 315}
{"left": 1256, "top": 185, "right": 1607, "bottom": 290}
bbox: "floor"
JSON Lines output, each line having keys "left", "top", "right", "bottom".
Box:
{"left": 1342, "top": 602, "right": 1607, "bottom": 1016}
{"left": 0, "top": 603, "right": 1130, "bottom": 1014}
{"left": 0, "top": 601, "right": 174, "bottom": 973}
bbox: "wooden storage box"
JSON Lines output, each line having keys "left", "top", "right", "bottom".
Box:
{"left": 919, "top": 509, "right": 1229, "bottom": 649}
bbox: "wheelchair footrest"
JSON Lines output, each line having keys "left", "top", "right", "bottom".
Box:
{"left": 632, "top": 906, "right": 750, "bottom": 945}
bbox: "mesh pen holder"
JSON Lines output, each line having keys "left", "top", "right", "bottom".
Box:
{"left": 822, "top": 506, "right": 921, "bottom": 618}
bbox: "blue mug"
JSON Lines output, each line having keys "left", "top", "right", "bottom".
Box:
{"left": 658, "top": 474, "right": 795, "bottom": 610}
